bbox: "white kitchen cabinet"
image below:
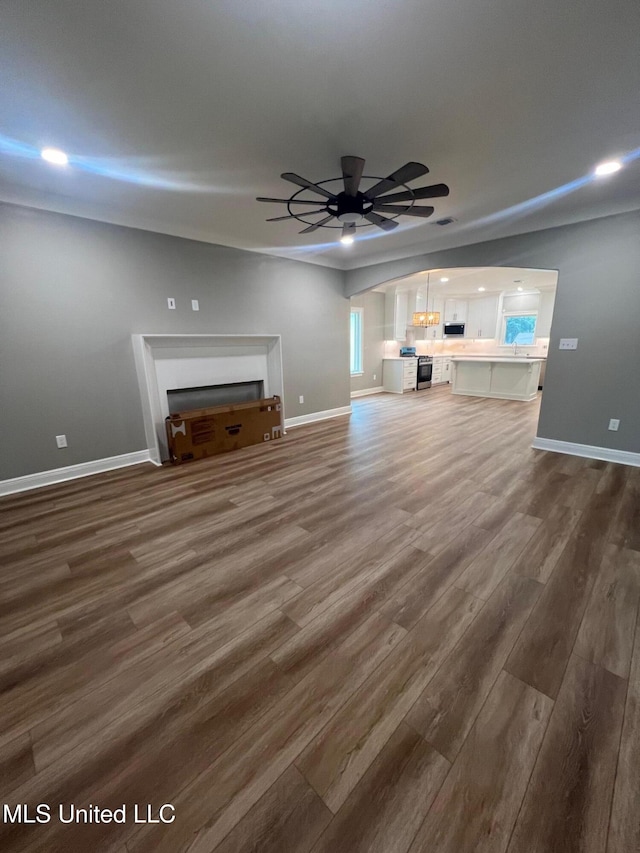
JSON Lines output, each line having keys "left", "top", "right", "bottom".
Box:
{"left": 536, "top": 290, "right": 555, "bottom": 337}
{"left": 403, "top": 362, "right": 418, "bottom": 391}
{"left": 431, "top": 355, "right": 453, "bottom": 385}
{"left": 422, "top": 325, "right": 441, "bottom": 341}
{"left": 383, "top": 358, "right": 417, "bottom": 394}
{"left": 384, "top": 291, "right": 410, "bottom": 341}
{"left": 417, "top": 297, "right": 445, "bottom": 340}
{"left": 451, "top": 357, "right": 542, "bottom": 401}
{"left": 431, "top": 356, "right": 443, "bottom": 385}
{"left": 503, "top": 292, "right": 539, "bottom": 313}
{"left": 466, "top": 295, "right": 499, "bottom": 339}
{"left": 395, "top": 292, "right": 409, "bottom": 340}
{"left": 384, "top": 292, "right": 395, "bottom": 340}
{"left": 444, "top": 298, "right": 468, "bottom": 323}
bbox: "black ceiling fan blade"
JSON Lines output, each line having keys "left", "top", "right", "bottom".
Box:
{"left": 266, "top": 210, "right": 326, "bottom": 221}
{"left": 256, "top": 197, "right": 329, "bottom": 205}
{"left": 364, "top": 211, "right": 399, "bottom": 232}
{"left": 364, "top": 162, "right": 430, "bottom": 200}
{"left": 299, "top": 214, "right": 335, "bottom": 234}
{"left": 373, "top": 183, "right": 450, "bottom": 205}
{"left": 341, "top": 156, "right": 365, "bottom": 197}
{"left": 372, "top": 204, "right": 435, "bottom": 218}
{"left": 281, "top": 173, "right": 337, "bottom": 200}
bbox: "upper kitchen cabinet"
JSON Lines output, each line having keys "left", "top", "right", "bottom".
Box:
{"left": 444, "top": 298, "right": 468, "bottom": 323}
{"left": 502, "top": 292, "right": 540, "bottom": 313}
{"left": 466, "top": 295, "right": 499, "bottom": 339}
{"left": 384, "top": 289, "right": 410, "bottom": 341}
{"left": 536, "top": 290, "right": 555, "bottom": 337}
{"left": 422, "top": 320, "right": 444, "bottom": 341}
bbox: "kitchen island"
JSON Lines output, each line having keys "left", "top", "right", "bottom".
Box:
{"left": 451, "top": 356, "right": 544, "bottom": 401}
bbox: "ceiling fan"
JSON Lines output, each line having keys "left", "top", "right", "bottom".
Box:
{"left": 257, "top": 156, "right": 450, "bottom": 241}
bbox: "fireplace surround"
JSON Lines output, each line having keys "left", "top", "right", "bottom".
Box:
{"left": 132, "top": 334, "right": 284, "bottom": 464}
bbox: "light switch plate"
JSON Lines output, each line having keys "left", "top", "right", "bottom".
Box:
{"left": 55, "top": 434, "right": 67, "bottom": 448}
{"left": 191, "top": 299, "right": 199, "bottom": 311}
{"left": 167, "top": 297, "right": 176, "bottom": 309}
{"left": 608, "top": 418, "right": 620, "bottom": 431}
{"left": 559, "top": 338, "right": 578, "bottom": 350}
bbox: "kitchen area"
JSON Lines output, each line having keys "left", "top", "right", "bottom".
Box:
{"left": 351, "top": 267, "right": 557, "bottom": 402}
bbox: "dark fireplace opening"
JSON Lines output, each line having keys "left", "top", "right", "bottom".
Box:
{"left": 167, "top": 380, "right": 265, "bottom": 414}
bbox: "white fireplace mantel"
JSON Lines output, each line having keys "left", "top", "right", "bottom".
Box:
{"left": 132, "top": 333, "right": 285, "bottom": 464}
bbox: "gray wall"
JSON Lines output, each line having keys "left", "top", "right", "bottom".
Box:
{"left": 345, "top": 210, "right": 640, "bottom": 454}
{"left": 3, "top": 202, "right": 639, "bottom": 481}
{"left": 349, "top": 290, "right": 385, "bottom": 394}
{"left": 0, "top": 203, "right": 348, "bottom": 480}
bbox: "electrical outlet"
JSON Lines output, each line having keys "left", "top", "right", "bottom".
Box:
{"left": 167, "top": 297, "right": 176, "bottom": 310}
{"left": 608, "top": 418, "right": 620, "bottom": 431}
{"left": 191, "top": 299, "right": 199, "bottom": 311}
{"left": 55, "top": 434, "right": 67, "bottom": 448}
{"left": 299, "top": 395, "right": 304, "bottom": 404}
{"left": 559, "top": 338, "right": 578, "bottom": 350}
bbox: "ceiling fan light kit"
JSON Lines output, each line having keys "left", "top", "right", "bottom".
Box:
{"left": 257, "top": 156, "right": 450, "bottom": 242}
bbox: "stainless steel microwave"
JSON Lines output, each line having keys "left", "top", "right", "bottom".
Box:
{"left": 444, "top": 322, "right": 465, "bottom": 336}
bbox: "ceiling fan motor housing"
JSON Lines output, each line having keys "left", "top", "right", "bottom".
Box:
{"left": 333, "top": 192, "right": 373, "bottom": 223}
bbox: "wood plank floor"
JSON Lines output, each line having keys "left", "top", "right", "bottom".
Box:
{"left": 1, "top": 387, "right": 639, "bottom": 852}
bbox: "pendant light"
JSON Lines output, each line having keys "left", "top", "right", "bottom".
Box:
{"left": 412, "top": 272, "right": 441, "bottom": 326}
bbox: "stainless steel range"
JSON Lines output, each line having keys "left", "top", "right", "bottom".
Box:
{"left": 416, "top": 356, "right": 433, "bottom": 389}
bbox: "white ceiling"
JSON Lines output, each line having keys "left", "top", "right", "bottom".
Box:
{"left": 2, "top": 0, "right": 640, "bottom": 270}
{"left": 376, "top": 267, "right": 558, "bottom": 297}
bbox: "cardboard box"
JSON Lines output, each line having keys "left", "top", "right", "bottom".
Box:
{"left": 166, "top": 396, "right": 282, "bottom": 464}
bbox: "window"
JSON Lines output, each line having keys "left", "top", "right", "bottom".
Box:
{"left": 501, "top": 312, "right": 537, "bottom": 346}
{"left": 350, "top": 307, "right": 363, "bottom": 375}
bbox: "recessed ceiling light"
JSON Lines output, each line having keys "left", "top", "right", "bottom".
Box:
{"left": 440, "top": 277, "right": 449, "bottom": 283}
{"left": 478, "top": 287, "right": 486, "bottom": 292}
{"left": 517, "top": 286, "right": 524, "bottom": 292}
{"left": 340, "top": 234, "right": 354, "bottom": 245}
{"left": 594, "top": 160, "right": 622, "bottom": 177}
{"left": 41, "top": 147, "right": 69, "bottom": 166}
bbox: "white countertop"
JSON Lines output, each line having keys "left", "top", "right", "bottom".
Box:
{"left": 451, "top": 356, "right": 545, "bottom": 363}
{"left": 383, "top": 355, "right": 453, "bottom": 360}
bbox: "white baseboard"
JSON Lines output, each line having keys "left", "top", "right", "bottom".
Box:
{"left": 350, "top": 386, "right": 385, "bottom": 399}
{"left": 532, "top": 437, "right": 640, "bottom": 468}
{"left": 0, "top": 408, "right": 353, "bottom": 493}
{"left": 0, "top": 450, "right": 154, "bottom": 497}
{"left": 453, "top": 389, "right": 538, "bottom": 402}
{"left": 285, "top": 406, "right": 352, "bottom": 429}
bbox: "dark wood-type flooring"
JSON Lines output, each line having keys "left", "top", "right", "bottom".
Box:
{"left": 1, "top": 387, "right": 639, "bottom": 852}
